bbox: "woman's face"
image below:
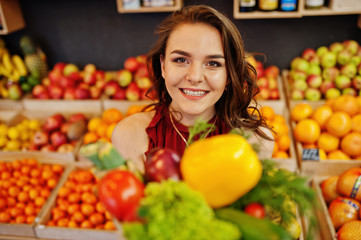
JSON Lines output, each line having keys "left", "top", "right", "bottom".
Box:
{"left": 160, "top": 23, "right": 227, "bottom": 124}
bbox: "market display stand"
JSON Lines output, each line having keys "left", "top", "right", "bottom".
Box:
{"left": 116, "top": 0, "right": 183, "bottom": 13}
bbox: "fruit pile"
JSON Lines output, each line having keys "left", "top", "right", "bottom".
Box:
{"left": 83, "top": 108, "right": 124, "bottom": 145}
{"left": 46, "top": 168, "right": 116, "bottom": 230}
{"left": 0, "top": 158, "right": 64, "bottom": 224}
{"left": 320, "top": 167, "right": 361, "bottom": 237}
{"left": 288, "top": 40, "right": 361, "bottom": 101}
{"left": 247, "top": 55, "right": 281, "bottom": 100}
{"left": 291, "top": 95, "right": 361, "bottom": 160}
{"left": 259, "top": 106, "right": 291, "bottom": 159}
{"left": 27, "top": 113, "right": 88, "bottom": 153}
{"left": 0, "top": 118, "right": 42, "bottom": 151}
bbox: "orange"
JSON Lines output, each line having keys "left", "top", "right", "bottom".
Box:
{"left": 277, "top": 135, "right": 291, "bottom": 151}
{"left": 317, "top": 132, "right": 340, "bottom": 153}
{"left": 83, "top": 132, "right": 99, "bottom": 145}
{"left": 102, "top": 108, "right": 123, "bottom": 124}
{"left": 272, "top": 114, "right": 286, "bottom": 124}
{"left": 291, "top": 103, "right": 313, "bottom": 122}
{"left": 337, "top": 220, "right": 361, "bottom": 240}
{"left": 356, "top": 96, "right": 361, "bottom": 113}
{"left": 340, "top": 132, "right": 361, "bottom": 157}
{"left": 106, "top": 123, "right": 117, "bottom": 141}
{"left": 326, "top": 112, "right": 352, "bottom": 137}
{"left": 311, "top": 105, "right": 333, "bottom": 130}
{"left": 87, "top": 117, "right": 104, "bottom": 132}
{"left": 126, "top": 105, "right": 144, "bottom": 116}
{"left": 271, "top": 121, "right": 289, "bottom": 137}
{"left": 272, "top": 142, "right": 279, "bottom": 157}
{"left": 96, "top": 123, "right": 109, "bottom": 138}
{"left": 351, "top": 114, "right": 361, "bottom": 133}
{"left": 319, "top": 148, "right": 327, "bottom": 160}
{"left": 260, "top": 106, "right": 275, "bottom": 121}
{"left": 294, "top": 119, "right": 321, "bottom": 144}
{"left": 327, "top": 150, "right": 350, "bottom": 160}
{"left": 273, "top": 151, "right": 289, "bottom": 159}
{"left": 332, "top": 95, "right": 359, "bottom": 117}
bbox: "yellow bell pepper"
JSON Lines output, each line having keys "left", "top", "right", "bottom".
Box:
{"left": 180, "top": 134, "right": 262, "bottom": 208}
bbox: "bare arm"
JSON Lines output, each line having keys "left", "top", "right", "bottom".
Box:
{"left": 111, "top": 112, "right": 153, "bottom": 174}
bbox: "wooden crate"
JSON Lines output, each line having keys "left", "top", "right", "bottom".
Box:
{"left": 288, "top": 101, "right": 361, "bottom": 176}
{"left": 0, "top": 99, "right": 23, "bottom": 110}
{"left": 34, "top": 164, "right": 125, "bottom": 240}
{"left": 0, "top": 153, "right": 72, "bottom": 238}
{"left": 22, "top": 98, "right": 102, "bottom": 115}
{"left": 0, "top": 109, "right": 18, "bottom": 124}
{"left": 0, "top": 0, "right": 25, "bottom": 35}
{"left": 255, "top": 100, "right": 299, "bottom": 172}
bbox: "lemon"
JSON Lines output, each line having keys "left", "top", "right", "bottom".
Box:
{"left": 16, "top": 123, "right": 27, "bottom": 132}
{"left": 20, "top": 119, "right": 30, "bottom": 127}
{"left": 28, "top": 119, "right": 41, "bottom": 131}
{"left": 6, "top": 139, "right": 21, "bottom": 150}
{"left": 0, "top": 124, "right": 8, "bottom": 136}
{"left": 0, "top": 136, "right": 7, "bottom": 148}
{"left": 20, "top": 131, "right": 30, "bottom": 141}
{"left": 7, "top": 127, "right": 20, "bottom": 140}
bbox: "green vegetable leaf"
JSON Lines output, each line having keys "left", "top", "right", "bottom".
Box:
{"left": 187, "top": 118, "right": 216, "bottom": 146}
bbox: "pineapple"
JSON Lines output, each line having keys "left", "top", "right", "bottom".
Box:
{"left": 20, "top": 36, "right": 48, "bottom": 78}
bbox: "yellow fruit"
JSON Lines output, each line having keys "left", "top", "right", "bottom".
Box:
{"left": 87, "top": 117, "right": 103, "bottom": 132}
{"left": 106, "top": 123, "right": 117, "bottom": 141}
{"left": 311, "top": 105, "right": 333, "bottom": 130}
{"left": 7, "top": 127, "right": 20, "bottom": 140}
{"left": 28, "top": 119, "right": 42, "bottom": 130}
{"left": 6, "top": 140, "right": 21, "bottom": 151}
{"left": 294, "top": 119, "right": 321, "bottom": 144}
{"left": 317, "top": 132, "right": 340, "bottom": 153}
{"left": 0, "top": 124, "right": 8, "bottom": 136}
{"left": 291, "top": 103, "right": 313, "bottom": 122}
{"left": 0, "top": 136, "right": 7, "bottom": 148}
{"left": 20, "top": 131, "right": 30, "bottom": 142}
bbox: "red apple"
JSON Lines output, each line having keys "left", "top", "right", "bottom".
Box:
{"left": 42, "top": 77, "right": 50, "bottom": 87}
{"left": 328, "top": 197, "right": 360, "bottom": 230}
{"left": 255, "top": 61, "right": 264, "bottom": 78}
{"left": 40, "top": 144, "right": 56, "bottom": 152}
{"left": 53, "top": 62, "right": 66, "bottom": 73}
{"left": 32, "top": 85, "right": 48, "bottom": 98}
{"left": 134, "top": 65, "right": 149, "bottom": 80}
{"left": 320, "top": 176, "right": 341, "bottom": 204}
{"left": 256, "top": 77, "right": 269, "bottom": 89}
{"left": 337, "top": 168, "right": 361, "bottom": 201}
{"left": 50, "top": 131, "right": 68, "bottom": 148}
{"left": 48, "top": 85, "right": 64, "bottom": 99}
{"left": 96, "top": 78, "right": 106, "bottom": 90}
{"left": 112, "top": 87, "right": 126, "bottom": 100}
{"left": 33, "top": 130, "right": 49, "bottom": 147}
{"left": 307, "top": 74, "right": 323, "bottom": 89}
{"left": 255, "top": 87, "right": 270, "bottom": 100}
{"left": 43, "top": 114, "right": 65, "bottom": 132}
{"left": 136, "top": 54, "right": 147, "bottom": 65}
{"left": 125, "top": 82, "right": 141, "bottom": 101}
{"left": 60, "top": 122, "right": 72, "bottom": 133}
{"left": 68, "top": 72, "right": 83, "bottom": 83}
{"left": 268, "top": 77, "right": 278, "bottom": 90}
{"left": 48, "top": 69, "right": 62, "bottom": 85}
{"left": 124, "top": 57, "right": 140, "bottom": 72}
{"left": 95, "top": 70, "right": 105, "bottom": 81}
{"left": 104, "top": 80, "right": 121, "bottom": 97}
{"left": 352, "top": 75, "right": 361, "bottom": 90}
{"left": 302, "top": 48, "right": 317, "bottom": 61}
{"left": 145, "top": 148, "right": 182, "bottom": 183}
{"left": 264, "top": 65, "right": 280, "bottom": 78}
{"left": 59, "top": 76, "right": 75, "bottom": 88}
{"left": 269, "top": 89, "right": 280, "bottom": 100}
{"left": 83, "top": 72, "right": 97, "bottom": 85}
{"left": 63, "top": 88, "right": 76, "bottom": 100}
{"left": 68, "top": 113, "right": 87, "bottom": 123}
{"left": 135, "top": 76, "right": 152, "bottom": 90}
{"left": 74, "top": 87, "right": 91, "bottom": 99}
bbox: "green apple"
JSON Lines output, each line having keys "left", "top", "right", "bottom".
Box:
{"left": 321, "top": 52, "right": 337, "bottom": 68}
{"left": 309, "top": 64, "right": 322, "bottom": 75}
{"left": 329, "top": 42, "right": 344, "bottom": 54}
{"left": 335, "top": 75, "right": 351, "bottom": 89}
{"left": 8, "top": 84, "right": 23, "bottom": 100}
{"left": 316, "top": 46, "right": 329, "bottom": 57}
{"left": 325, "top": 88, "right": 341, "bottom": 99}
{"left": 340, "top": 63, "right": 357, "bottom": 78}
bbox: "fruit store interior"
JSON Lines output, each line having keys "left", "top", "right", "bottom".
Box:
{"left": 1, "top": 0, "right": 361, "bottom": 240}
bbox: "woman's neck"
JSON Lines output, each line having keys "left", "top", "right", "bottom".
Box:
{"left": 168, "top": 104, "right": 216, "bottom": 127}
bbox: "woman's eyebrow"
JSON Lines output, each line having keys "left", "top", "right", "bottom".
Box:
{"left": 170, "top": 49, "right": 224, "bottom": 59}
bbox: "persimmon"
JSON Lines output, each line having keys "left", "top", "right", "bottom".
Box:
{"left": 81, "top": 203, "right": 95, "bottom": 216}
{"left": 317, "top": 132, "right": 339, "bottom": 153}
{"left": 87, "top": 117, "right": 104, "bottom": 132}
{"left": 0, "top": 212, "right": 10, "bottom": 223}
{"left": 340, "top": 132, "right": 361, "bottom": 157}
{"left": 104, "top": 220, "right": 116, "bottom": 230}
{"left": 83, "top": 132, "right": 99, "bottom": 145}
{"left": 328, "top": 150, "right": 350, "bottom": 160}
{"left": 260, "top": 106, "right": 275, "bottom": 121}
{"left": 326, "top": 112, "right": 352, "bottom": 137}
{"left": 311, "top": 105, "right": 333, "bottom": 130}
{"left": 291, "top": 103, "right": 313, "bottom": 122}
{"left": 277, "top": 135, "right": 291, "bottom": 151}
{"left": 332, "top": 95, "right": 359, "bottom": 117}
{"left": 294, "top": 119, "right": 320, "bottom": 144}
{"left": 351, "top": 114, "right": 361, "bottom": 133}
{"left": 102, "top": 108, "right": 123, "bottom": 124}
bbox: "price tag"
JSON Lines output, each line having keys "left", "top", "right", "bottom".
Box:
{"left": 302, "top": 148, "right": 320, "bottom": 161}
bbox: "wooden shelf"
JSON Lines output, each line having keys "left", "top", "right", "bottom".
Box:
{"left": 233, "top": 0, "right": 361, "bottom": 19}
{"left": 116, "top": 0, "right": 183, "bottom": 13}
{"left": 0, "top": 0, "right": 25, "bottom": 35}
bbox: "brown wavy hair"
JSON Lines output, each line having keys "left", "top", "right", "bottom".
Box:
{"left": 145, "top": 5, "right": 271, "bottom": 140}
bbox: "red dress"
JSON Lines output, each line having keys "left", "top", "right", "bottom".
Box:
{"left": 145, "top": 105, "right": 231, "bottom": 156}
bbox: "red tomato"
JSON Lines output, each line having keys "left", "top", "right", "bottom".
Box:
{"left": 244, "top": 202, "right": 266, "bottom": 219}
{"left": 98, "top": 170, "right": 144, "bottom": 222}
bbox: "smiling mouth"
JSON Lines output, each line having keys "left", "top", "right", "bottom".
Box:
{"left": 181, "top": 89, "right": 208, "bottom": 97}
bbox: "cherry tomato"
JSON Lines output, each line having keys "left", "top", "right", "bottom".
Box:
{"left": 98, "top": 170, "right": 144, "bottom": 222}
{"left": 244, "top": 202, "right": 266, "bottom": 219}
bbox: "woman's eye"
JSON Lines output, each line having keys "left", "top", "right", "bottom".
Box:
{"left": 207, "top": 61, "right": 221, "bottom": 67}
{"left": 173, "top": 57, "right": 187, "bottom": 63}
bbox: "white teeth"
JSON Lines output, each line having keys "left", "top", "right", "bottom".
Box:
{"left": 182, "top": 89, "right": 206, "bottom": 96}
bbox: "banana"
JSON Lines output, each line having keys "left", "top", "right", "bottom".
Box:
{"left": 2, "top": 52, "right": 14, "bottom": 74}
{"left": 12, "top": 55, "right": 27, "bottom": 76}
{"left": 0, "top": 63, "right": 11, "bottom": 78}
{"left": 9, "top": 68, "right": 21, "bottom": 82}
{"left": 0, "top": 84, "right": 8, "bottom": 98}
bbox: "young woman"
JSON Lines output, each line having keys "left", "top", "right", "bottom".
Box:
{"left": 112, "top": 5, "right": 274, "bottom": 173}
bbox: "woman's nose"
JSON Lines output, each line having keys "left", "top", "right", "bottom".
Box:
{"left": 186, "top": 63, "right": 204, "bottom": 83}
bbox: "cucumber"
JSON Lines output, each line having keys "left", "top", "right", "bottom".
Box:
{"left": 215, "top": 208, "right": 292, "bottom": 240}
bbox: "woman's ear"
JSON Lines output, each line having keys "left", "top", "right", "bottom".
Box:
{"left": 160, "top": 54, "right": 165, "bottom": 79}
